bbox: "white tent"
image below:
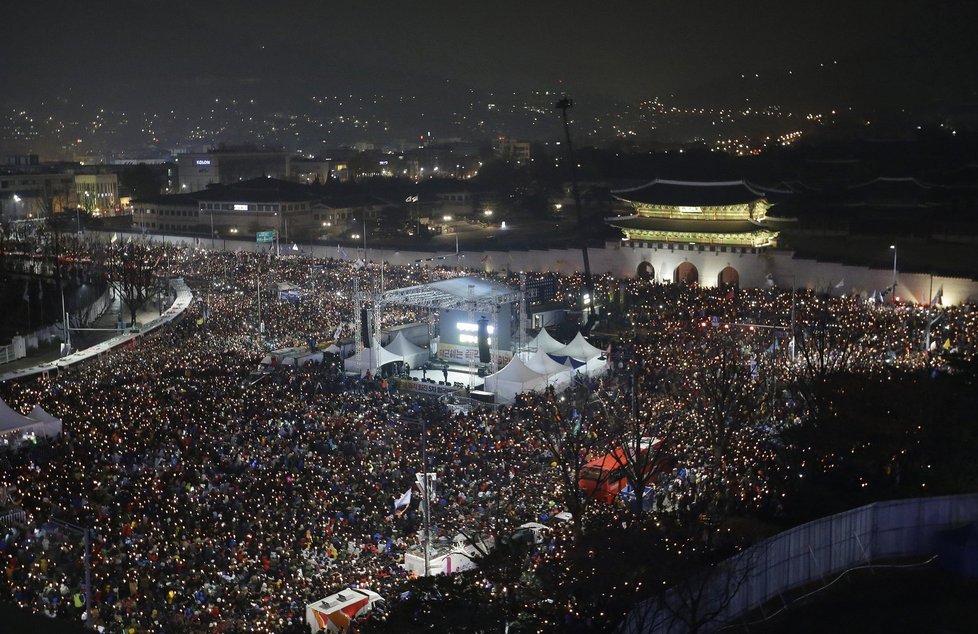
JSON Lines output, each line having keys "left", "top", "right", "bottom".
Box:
{"left": 483, "top": 355, "right": 548, "bottom": 403}
{"left": 343, "top": 342, "right": 403, "bottom": 374}
{"left": 26, "top": 405, "right": 63, "bottom": 438}
{"left": 521, "top": 347, "right": 571, "bottom": 376}
{"left": 554, "top": 331, "right": 605, "bottom": 361}
{"left": 530, "top": 328, "right": 566, "bottom": 354}
{"left": 0, "top": 398, "right": 54, "bottom": 439}
{"left": 383, "top": 332, "right": 429, "bottom": 369}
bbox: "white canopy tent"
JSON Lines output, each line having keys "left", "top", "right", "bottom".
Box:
{"left": 26, "top": 405, "right": 63, "bottom": 438}
{"left": 343, "top": 342, "right": 403, "bottom": 374}
{"left": 483, "top": 355, "right": 548, "bottom": 403}
{"left": 554, "top": 331, "right": 605, "bottom": 361}
{"left": 521, "top": 347, "right": 571, "bottom": 377}
{"left": 383, "top": 332, "right": 429, "bottom": 370}
{"left": 0, "top": 398, "right": 61, "bottom": 440}
{"left": 530, "top": 328, "right": 566, "bottom": 354}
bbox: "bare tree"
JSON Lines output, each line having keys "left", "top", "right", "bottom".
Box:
{"left": 511, "top": 386, "right": 607, "bottom": 542}
{"left": 601, "top": 368, "right": 680, "bottom": 518}
{"left": 792, "top": 303, "right": 872, "bottom": 420}
{"left": 658, "top": 548, "right": 757, "bottom": 634}
{"left": 103, "top": 241, "right": 159, "bottom": 327}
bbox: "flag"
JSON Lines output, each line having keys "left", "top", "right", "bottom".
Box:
{"left": 339, "top": 245, "right": 348, "bottom": 260}
{"left": 332, "top": 324, "right": 343, "bottom": 340}
{"left": 931, "top": 286, "right": 943, "bottom": 306}
{"left": 834, "top": 278, "right": 845, "bottom": 289}
{"left": 394, "top": 487, "right": 412, "bottom": 510}
{"left": 111, "top": 232, "right": 118, "bottom": 244}
{"left": 943, "top": 338, "right": 951, "bottom": 350}
{"left": 292, "top": 243, "right": 299, "bottom": 252}
{"left": 724, "top": 288, "right": 735, "bottom": 301}
{"left": 405, "top": 195, "right": 419, "bottom": 203}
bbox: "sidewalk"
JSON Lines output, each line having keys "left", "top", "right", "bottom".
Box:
{"left": 0, "top": 280, "right": 193, "bottom": 382}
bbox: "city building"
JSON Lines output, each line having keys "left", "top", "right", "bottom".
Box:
{"left": 495, "top": 138, "right": 531, "bottom": 164}
{"left": 75, "top": 172, "right": 120, "bottom": 214}
{"left": 132, "top": 177, "right": 384, "bottom": 241}
{"left": 176, "top": 149, "right": 291, "bottom": 193}
{"left": 288, "top": 157, "right": 349, "bottom": 184}
{"left": 0, "top": 169, "right": 76, "bottom": 219}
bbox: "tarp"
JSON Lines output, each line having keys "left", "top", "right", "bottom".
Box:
{"left": 553, "top": 331, "right": 605, "bottom": 361}
{"left": 547, "top": 354, "right": 586, "bottom": 369}
{"left": 530, "top": 328, "right": 565, "bottom": 354}
{"left": 343, "top": 342, "right": 403, "bottom": 374}
{"left": 383, "top": 332, "right": 429, "bottom": 369}
{"left": 483, "top": 355, "right": 548, "bottom": 403}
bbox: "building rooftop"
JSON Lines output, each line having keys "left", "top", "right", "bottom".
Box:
{"left": 612, "top": 179, "right": 767, "bottom": 207}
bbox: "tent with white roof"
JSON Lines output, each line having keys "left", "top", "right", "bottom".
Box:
{"left": 483, "top": 355, "right": 548, "bottom": 403}
{"left": 383, "top": 332, "right": 429, "bottom": 369}
{"left": 554, "top": 331, "right": 605, "bottom": 361}
{"left": 521, "top": 347, "right": 571, "bottom": 376}
{"left": 26, "top": 405, "right": 63, "bottom": 438}
{"left": 343, "top": 342, "right": 403, "bottom": 374}
{"left": 0, "top": 399, "right": 61, "bottom": 440}
{"left": 530, "top": 328, "right": 566, "bottom": 354}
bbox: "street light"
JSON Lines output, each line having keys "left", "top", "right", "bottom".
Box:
{"left": 890, "top": 244, "right": 897, "bottom": 303}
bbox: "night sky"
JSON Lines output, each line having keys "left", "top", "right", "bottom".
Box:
{"left": 4, "top": 0, "right": 976, "bottom": 111}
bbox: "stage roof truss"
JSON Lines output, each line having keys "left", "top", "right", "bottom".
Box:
{"left": 377, "top": 277, "right": 522, "bottom": 311}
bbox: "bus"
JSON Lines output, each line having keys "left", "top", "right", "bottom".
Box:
{"left": 578, "top": 438, "right": 672, "bottom": 504}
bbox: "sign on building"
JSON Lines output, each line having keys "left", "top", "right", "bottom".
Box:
{"left": 256, "top": 230, "right": 277, "bottom": 243}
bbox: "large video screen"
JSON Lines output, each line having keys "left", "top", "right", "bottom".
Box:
{"left": 440, "top": 305, "right": 512, "bottom": 351}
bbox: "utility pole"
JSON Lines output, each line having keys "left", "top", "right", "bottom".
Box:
{"left": 420, "top": 418, "right": 431, "bottom": 577}
{"left": 256, "top": 273, "right": 262, "bottom": 341}
{"left": 889, "top": 244, "right": 898, "bottom": 303}
{"left": 50, "top": 518, "right": 93, "bottom": 630}
{"left": 555, "top": 96, "right": 595, "bottom": 321}
{"left": 790, "top": 276, "right": 797, "bottom": 362}
{"left": 400, "top": 415, "right": 433, "bottom": 576}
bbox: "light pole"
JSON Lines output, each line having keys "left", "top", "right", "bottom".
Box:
{"left": 555, "top": 96, "right": 595, "bottom": 320}
{"left": 402, "top": 416, "right": 431, "bottom": 577}
{"left": 889, "top": 244, "right": 898, "bottom": 303}
{"left": 50, "top": 518, "right": 93, "bottom": 630}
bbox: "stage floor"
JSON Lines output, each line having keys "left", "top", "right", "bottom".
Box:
{"left": 406, "top": 363, "right": 484, "bottom": 389}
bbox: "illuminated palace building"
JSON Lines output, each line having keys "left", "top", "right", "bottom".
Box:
{"left": 606, "top": 180, "right": 779, "bottom": 285}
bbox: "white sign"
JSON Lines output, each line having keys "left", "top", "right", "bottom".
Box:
{"left": 233, "top": 204, "right": 248, "bottom": 211}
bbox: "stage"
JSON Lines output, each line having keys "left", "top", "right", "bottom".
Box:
{"left": 404, "top": 361, "right": 485, "bottom": 390}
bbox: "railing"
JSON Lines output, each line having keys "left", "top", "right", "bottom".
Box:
{"left": 619, "top": 492, "right": 978, "bottom": 633}
{"left": 0, "top": 509, "right": 27, "bottom": 527}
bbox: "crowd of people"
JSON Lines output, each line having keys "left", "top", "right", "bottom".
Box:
{"left": 0, "top": 243, "right": 975, "bottom": 633}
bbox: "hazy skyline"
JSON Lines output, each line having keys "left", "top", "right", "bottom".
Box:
{"left": 5, "top": 0, "right": 976, "bottom": 111}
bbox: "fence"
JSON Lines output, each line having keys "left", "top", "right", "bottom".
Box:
{"left": 0, "top": 288, "right": 112, "bottom": 367}
{"left": 0, "top": 278, "right": 192, "bottom": 382}
{"left": 620, "top": 492, "right": 978, "bottom": 633}
{"left": 0, "top": 509, "right": 27, "bottom": 527}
